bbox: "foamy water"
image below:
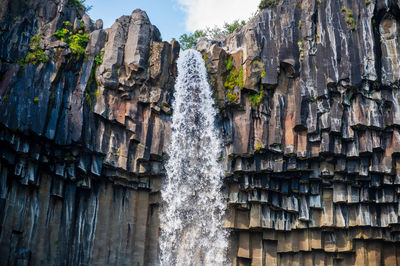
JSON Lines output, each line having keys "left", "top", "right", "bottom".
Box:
{"left": 159, "top": 49, "right": 229, "bottom": 266}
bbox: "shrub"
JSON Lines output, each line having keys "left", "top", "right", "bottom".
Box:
{"left": 178, "top": 19, "right": 247, "bottom": 48}
{"left": 68, "top": 32, "right": 89, "bottom": 55}
{"left": 224, "top": 20, "right": 246, "bottom": 35}
{"left": 21, "top": 33, "right": 49, "bottom": 65}
{"left": 69, "top": 0, "right": 92, "bottom": 12}
{"left": 249, "top": 85, "right": 264, "bottom": 107}
{"left": 94, "top": 51, "right": 104, "bottom": 67}
{"left": 54, "top": 22, "right": 90, "bottom": 57}
{"left": 259, "top": 0, "right": 280, "bottom": 9}
{"left": 178, "top": 30, "right": 206, "bottom": 50}
{"left": 53, "top": 28, "right": 69, "bottom": 42}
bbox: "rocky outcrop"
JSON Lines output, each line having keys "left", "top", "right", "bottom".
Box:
{"left": 1, "top": 0, "right": 400, "bottom": 265}
{"left": 198, "top": 0, "right": 400, "bottom": 265}
{"left": 0, "top": 0, "right": 177, "bottom": 265}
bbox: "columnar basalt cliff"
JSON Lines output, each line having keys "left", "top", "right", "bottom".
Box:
{"left": 1, "top": 0, "right": 400, "bottom": 265}
{"left": 0, "top": 0, "right": 177, "bottom": 265}
{"left": 199, "top": 0, "right": 400, "bottom": 264}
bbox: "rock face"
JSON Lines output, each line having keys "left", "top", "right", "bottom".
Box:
{"left": 1, "top": 0, "right": 400, "bottom": 265}
{"left": 0, "top": 0, "right": 176, "bottom": 265}
{"left": 197, "top": 0, "right": 400, "bottom": 265}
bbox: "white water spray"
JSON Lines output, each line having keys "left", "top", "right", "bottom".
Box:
{"left": 159, "top": 49, "right": 229, "bottom": 266}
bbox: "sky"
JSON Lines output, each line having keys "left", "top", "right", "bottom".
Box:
{"left": 85, "top": 0, "right": 260, "bottom": 42}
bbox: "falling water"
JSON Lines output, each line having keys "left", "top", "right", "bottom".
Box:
{"left": 159, "top": 49, "right": 229, "bottom": 266}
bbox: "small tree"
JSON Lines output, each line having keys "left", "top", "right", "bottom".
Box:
{"left": 178, "top": 30, "right": 207, "bottom": 50}
{"left": 178, "top": 20, "right": 247, "bottom": 50}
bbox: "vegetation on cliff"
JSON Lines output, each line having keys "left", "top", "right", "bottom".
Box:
{"left": 54, "top": 21, "right": 89, "bottom": 57}
{"left": 179, "top": 19, "right": 247, "bottom": 50}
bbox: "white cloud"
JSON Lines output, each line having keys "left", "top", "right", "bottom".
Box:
{"left": 175, "top": 0, "right": 260, "bottom": 32}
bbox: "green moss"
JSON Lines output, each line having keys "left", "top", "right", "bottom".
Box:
{"left": 94, "top": 55, "right": 103, "bottom": 67}
{"left": 33, "top": 97, "right": 39, "bottom": 103}
{"left": 227, "top": 93, "right": 239, "bottom": 103}
{"left": 20, "top": 33, "right": 49, "bottom": 65}
{"left": 341, "top": 7, "right": 356, "bottom": 30}
{"left": 249, "top": 85, "right": 264, "bottom": 107}
{"left": 202, "top": 53, "right": 212, "bottom": 72}
{"left": 53, "top": 28, "right": 70, "bottom": 41}
{"left": 223, "top": 56, "right": 245, "bottom": 104}
{"left": 84, "top": 49, "right": 105, "bottom": 108}
{"left": 297, "top": 40, "right": 304, "bottom": 62}
{"left": 366, "top": 0, "right": 371, "bottom": 6}
{"left": 224, "top": 57, "right": 243, "bottom": 91}
{"left": 298, "top": 21, "right": 302, "bottom": 29}
{"left": 84, "top": 92, "right": 92, "bottom": 107}
{"left": 226, "top": 57, "right": 233, "bottom": 72}
{"left": 25, "top": 50, "right": 48, "bottom": 65}
{"left": 261, "top": 70, "right": 266, "bottom": 78}
{"left": 54, "top": 22, "right": 89, "bottom": 58}
{"left": 238, "top": 66, "right": 243, "bottom": 89}
{"left": 255, "top": 142, "right": 262, "bottom": 151}
{"left": 68, "top": 31, "right": 89, "bottom": 56}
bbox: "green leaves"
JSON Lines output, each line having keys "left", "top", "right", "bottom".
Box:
{"left": 54, "top": 21, "right": 89, "bottom": 57}
{"left": 178, "top": 30, "right": 207, "bottom": 50}
{"left": 53, "top": 28, "right": 69, "bottom": 42}
{"left": 69, "top": 0, "right": 92, "bottom": 12}
{"left": 259, "top": 0, "right": 280, "bottom": 9}
{"left": 249, "top": 86, "right": 264, "bottom": 107}
{"left": 68, "top": 32, "right": 89, "bottom": 55}
{"left": 20, "top": 33, "right": 49, "bottom": 65}
{"left": 178, "top": 20, "right": 247, "bottom": 50}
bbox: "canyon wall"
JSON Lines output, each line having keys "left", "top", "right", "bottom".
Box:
{"left": 0, "top": 0, "right": 176, "bottom": 265}
{"left": 202, "top": 0, "right": 400, "bottom": 264}
{"left": 1, "top": 0, "right": 400, "bottom": 265}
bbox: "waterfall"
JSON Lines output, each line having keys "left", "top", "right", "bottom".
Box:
{"left": 159, "top": 49, "right": 229, "bottom": 266}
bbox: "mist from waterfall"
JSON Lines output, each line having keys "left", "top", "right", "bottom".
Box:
{"left": 159, "top": 49, "right": 229, "bottom": 266}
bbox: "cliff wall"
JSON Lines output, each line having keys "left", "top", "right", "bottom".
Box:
{"left": 1, "top": 0, "right": 400, "bottom": 265}
{"left": 200, "top": 0, "right": 400, "bottom": 264}
{"left": 0, "top": 0, "right": 176, "bottom": 265}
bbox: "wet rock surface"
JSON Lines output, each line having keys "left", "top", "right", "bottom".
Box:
{"left": 0, "top": 1, "right": 174, "bottom": 265}
{"left": 198, "top": 0, "right": 400, "bottom": 265}
{"left": 1, "top": 0, "right": 400, "bottom": 265}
